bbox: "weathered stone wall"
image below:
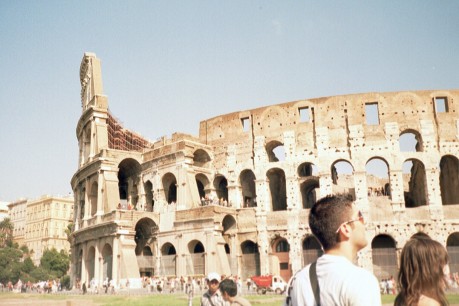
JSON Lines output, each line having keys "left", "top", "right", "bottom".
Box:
{"left": 71, "top": 53, "right": 459, "bottom": 288}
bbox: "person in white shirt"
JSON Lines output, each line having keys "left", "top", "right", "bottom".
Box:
{"left": 288, "top": 194, "right": 381, "bottom": 306}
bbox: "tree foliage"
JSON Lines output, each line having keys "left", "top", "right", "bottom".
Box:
{"left": 0, "top": 246, "right": 23, "bottom": 284}
{"left": 0, "top": 218, "right": 14, "bottom": 248}
{"left": 0, "top": 244, "right": 70, "bottom": 285}
{"left": 40, "top": 248, "right": 70, "bottom": 278}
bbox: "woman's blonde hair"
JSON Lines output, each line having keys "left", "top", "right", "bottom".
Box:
{"left": 394, "top": 233, "right": 449, "bottom": 306}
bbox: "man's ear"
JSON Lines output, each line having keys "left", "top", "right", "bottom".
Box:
{"left": 338, "top": 224, "right": 352, "bottom": 240}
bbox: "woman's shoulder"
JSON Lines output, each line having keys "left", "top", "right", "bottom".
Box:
{"left": 418, "top": 295, "right": 441, "bottom": 306}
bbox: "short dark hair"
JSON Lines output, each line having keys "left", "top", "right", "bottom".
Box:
{"left": 219, "top": 279, "right": 237, "bottom": 297}
{"left": 308, "top": 194, "right": 354, "bottom": 250}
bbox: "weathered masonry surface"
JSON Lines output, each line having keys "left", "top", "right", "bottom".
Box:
{"left": 70, "top": 52, "right": 459, "bottom": 288}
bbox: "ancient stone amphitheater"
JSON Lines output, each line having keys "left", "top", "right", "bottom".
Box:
{"left": 70, "top": 52, "right": 459, "bottom": 288}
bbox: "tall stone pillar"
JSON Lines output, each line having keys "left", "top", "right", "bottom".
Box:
{"left": 426, "top": 167, "right": 443, "bottom": 219}
{"left": 97, "top": 170, "right": 104, "bottom": 215}
{"left": 94, "top": 244, "right": 101, "bottom": 287}
{"left": 256, "top": 211, "right": 270, "bottom": 275}
{"left": 255, "top": 179, "right": 269, "bottom": 212}
{"left": 287, "top": 211, "right": 303, "bottom": 273}
{"left": 389, "top": 169, "right": 405, "bottom": 212}
{"left": 319, "top": 173, "right": 333, "bottom": 198}
{"left": 286, "top": 175, "right": 299, "bottom": 209}
{"left": 353, "top": 170, "right": 369, "bottom": 210}
{"left": 112, "top": 236, "right": 120, "bottom": 287}
{"left": 227, "top": 184, "right": 242, "bottom": 208}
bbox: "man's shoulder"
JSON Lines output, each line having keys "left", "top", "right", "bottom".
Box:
{"left": 202, "top": 290, "right": 211, "bottom": 298}
{"left": 232, "top": 296, "right": 252, "bottom": 306}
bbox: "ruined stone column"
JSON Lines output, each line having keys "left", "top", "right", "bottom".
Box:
{"left": 353, "top": 170, "right": 369, "bottom": 210}
{"left": 112, "top": 236, "right": 120, "bottom": 287}
{"left": 97, "top": 170, "right": 104, "bottom": 215}
{"left": 389, "top": 169, "right": 405, "bottom": 212}
{"left": 425, "top": 167, "right": 443, "bottom": 219}
{"left": 256, "top": 211, "right": 270, "bottom": 275}
{"left": 319, "top": 173, "right": 333, "bottom": 198}
{"left": 227, "top": 184, "right": 242, "bottom": 208}
{"left": 255, "top": 178, "right": 269, "bottom": 212}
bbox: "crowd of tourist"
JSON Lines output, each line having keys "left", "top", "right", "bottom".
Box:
{"left": 0, "top": 279, "right": 64, "bottom": 293}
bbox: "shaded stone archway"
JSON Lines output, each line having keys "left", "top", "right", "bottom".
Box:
{"left": 371, "top": 235, "right": 397, "bottom": 280}
{"left": 240, "top": 240, "right": 260, "bottom": 279}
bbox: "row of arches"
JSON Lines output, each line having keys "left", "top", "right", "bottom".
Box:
{"left": 76, "top": 243, "right": 113, "bottom": 283}
{"left": 126, "top": 155, "right": 459, "bottom": 213}
{"left": 76, "top": 152, "right": 459, "bottom": 222}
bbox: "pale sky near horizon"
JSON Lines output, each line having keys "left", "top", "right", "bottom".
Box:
{"left": 1, "top": 1, "right": 458, "bottom": 202}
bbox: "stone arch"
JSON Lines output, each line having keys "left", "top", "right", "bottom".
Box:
{"left": 89, "top": 181, "right": 98, "bottom": 216}
{"left": 331, "top": 160, "right": 355, "bottom": 198}
{"left": 371, "top": 234, "right": 398, "bottom": 280}
{"left": 239, "top": 169, "right": 257, "bottom": 208}
{"left": 402, "top": 158, "right": 427, "bottom": 207}
{"left": 213, "top": 175, "right": 228, "bottom": 202}
{"left": 447, "top": 233, "right": 459, "bottom": 274}
{"left": 86, "top": 246, "right": 96, "bottom": 281}
{"left": 193, "top": 149, "right": 211, "bottom": 168}
{"left": 134, "top": 217, "right": 158, "bottom": 255}
{"left": 399, "top": 129, "right": 423, "bottom": 152}
{"left": 266, "top": 140, "right": 285, "bottom": 162}
{"left": 440, "top": 155, "right": 459, "bottom": 205}
{"left": 161, "top": 242, "right": 177, "bottom": 255}
{"left": 102, "top": 243, "right": 113, "bottom": 281}
{"left": 300, "top": 179, "right": 319, "bottom": 209}
{"left": 188, "top": 240, "right": 205, "bottom": 275}
{"left": 298, "top": 162, "right": 318, "bottom": 177}
{"left": 302, "top": 235, "right": 323, "bottom": 266}
{"left": 366, "top": 157, "right": 390, "bottom": 198}
{"left": 240, "top": 240, "right": 260, "bottom": 279}
{"left": 162, "top": 172, "right": 177, "bottom": 204}
{"left": 160, "top": 242, "right": 176, "bottom": 276}
{"left": 142, "top": 246, "right": 153, "bottom": 256}
{"left": 118, "top": 158, "right": 142, "bottom": 208}
{"left": 267, "top": 167, "right": 287, "bottom": 211}
{"left": 271, "top": 237, "right": 291, "bottom": 281}
{"left": 144, "top": 180, "right": 154, "bottom": 212}
{"left": 222, "top": 215, "right": 237, "bottom": 234}
{"left": 195, "top": 173, "right": 210, "bottom": 199}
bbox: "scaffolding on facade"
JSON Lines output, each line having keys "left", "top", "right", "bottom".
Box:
{"left": 107, "top": 112, "right": 151, "bottom": 152}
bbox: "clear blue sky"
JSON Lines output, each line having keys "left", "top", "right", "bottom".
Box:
{"left": 1, "top": 1, "right": 458, "bottom": 202}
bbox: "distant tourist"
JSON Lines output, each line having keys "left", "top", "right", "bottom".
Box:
{"left": 201, "top": 272, "right": 228, "bottom": 306}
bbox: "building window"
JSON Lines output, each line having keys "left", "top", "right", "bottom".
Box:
{"left": 435, "top": 97, "right": 448, "bottom": 113}
{"left": 299, "top": 107, "right": 310, "bottom": 122}
{"left": 241, "top": 117, "right": 250, "bottom": 132}
{"left": 280, "top": 262, "right": 289, "bottom": 270}
{"left": 365, "top": 102, "right": 379, "bottom": 125}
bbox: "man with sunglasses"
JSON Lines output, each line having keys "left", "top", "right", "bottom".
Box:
{"left": 288, "top": 194, "right": 381, "bottom": 305}
{"left": 201, "top": 272, "right": 229, "bottom": 306}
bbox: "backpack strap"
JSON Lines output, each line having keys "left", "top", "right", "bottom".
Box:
{"left": 309, "top": 261, "right": 320, "bottom": 306}
{"left": 285, "top": 270, "right": 299, "bottom": 306}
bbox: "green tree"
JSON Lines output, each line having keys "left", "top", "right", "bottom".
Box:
{"left": 40, "top": 248, "right": 70, "bottom": 278}
{"left": 0, "top": 218, "right": 14, "bottom": 248}
{"left": 0, "top": 246, "right": 23, "bottom": 284}
{"left": 22, "top": 257, "right": 35, "bottom": 274}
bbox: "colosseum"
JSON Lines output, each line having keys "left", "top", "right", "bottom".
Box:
{"left": 70, "top": 52, "right": 459, "bottom": 289}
